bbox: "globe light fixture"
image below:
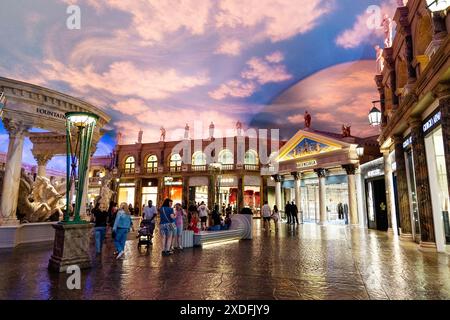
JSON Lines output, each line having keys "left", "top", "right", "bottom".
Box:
{"left": 368, "top": 101, "right": 382, "bottom": 126}
{"left": 427, "top": 0, "right": 449, "bottom": 12}
{"left": 356, "top": 146, "right": 365, "bottom": 157}
{"left": 64, "top": 111, "right": 99, "bottom": 223}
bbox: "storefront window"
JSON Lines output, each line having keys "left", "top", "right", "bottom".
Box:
{"left": 118, "top": 186, "right": 135, "bottom": 205}
{"left": 406, "top": 149, "right": 421, "bottom": 242}
{"left": 425, "top": 127, "right": 450, "bottom": 247}
{"left": 142, "top": 186, "right": 157, "bottom": 205}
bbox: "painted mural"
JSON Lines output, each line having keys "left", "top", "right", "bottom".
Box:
{"left": 283, "top": 137, "right": 338, "bottom": 160}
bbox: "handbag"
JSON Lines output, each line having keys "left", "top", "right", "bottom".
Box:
{"left": 162, "top": 208, "right": 176, "bottom": 231}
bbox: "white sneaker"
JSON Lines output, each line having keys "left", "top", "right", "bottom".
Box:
{"left": 116, "top": 251, "right": 124, "bottom": 259}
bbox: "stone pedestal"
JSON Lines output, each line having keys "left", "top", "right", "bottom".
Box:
{"left": 48, "top": 223, "right": 93, "bottom": 273}
{"left": 419, "top": 241, "right": 438, "bottom": 253}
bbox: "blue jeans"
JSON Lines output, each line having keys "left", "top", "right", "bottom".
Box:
{"left": 95, "top": 227, "right": 106, "bottom": 253}
{"left": 114, "top": 228, "right": 129, "bottom": 253}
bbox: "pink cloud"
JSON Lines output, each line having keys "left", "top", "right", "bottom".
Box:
{"left": 111, "top": 99, "right": 149, "bottom": 116}
{"left": 265, "top": 51, "right": 284, "bottom": 63}
{"left": 209, "top": 80, "right": 256, "bottom": 100}
{"left": 38, "top": 59, "right": 209, "bottom": 100}
{"left": 336, "top": 0, "right": 397, "bottom": 49}
{"left": 216, "top": 0, "right": 333, "bottom": 42}
{"left": 72, "top": 0, "right": 212, "bottom": 44}
{"left": 215, "top": 39, "right": 242, "bottom": 56}
{"left": 241, "top": 54, "right": 292, "bottom": 84}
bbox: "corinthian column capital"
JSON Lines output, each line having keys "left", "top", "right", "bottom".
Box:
{"left": 3, "top": 118, "right": 29, "bottom": 138}
{"left": 34, "top": 153, "right": 53, "bottom": 166}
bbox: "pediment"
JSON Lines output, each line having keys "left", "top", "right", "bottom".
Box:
{"left": 277, "top": 130, "right": 351, "bottom": 162}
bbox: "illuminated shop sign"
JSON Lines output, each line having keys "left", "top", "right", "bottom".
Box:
{"left": 119, "top": 183, "right": 135, "bottom": 187}
{"left": 296, "top": 159, "right": 317, "bottom": 169}
{"left": 220, "top": 178, "right": 235, "bottom": 184}
{"left": 164, "top": 177, "right": 182, "bottom": 185}
{"left": 423, "top": 110, "right": 441, "bottom": 134}
{"left": 367, "top": 169, "right": 383, "bottom": 178}
{"left": 403, "top": 136, "right": 412, "bottom": 149}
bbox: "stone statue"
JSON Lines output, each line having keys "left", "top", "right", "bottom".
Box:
{"left": 117, "top": 131, "right": 123, "bottom": 145}
{"left": 160, "top": 126, "right": 166, "bottom": 142}
{"left": 137, "top": 129, "right": 143, "bottom": 144}
{"left": 184, "top": 123, "right": 189, "bottom": 139}
{"left": 17, "top": 172, "right": 66, "bottom": 222}
{"left": 236, "top": 121, "right": 242, "bottom": 136}
{"left": 209, "top": 121, "right": 215, "bottom": 139}
{"left": 342, "top": 124, "right": 351, "bottom": 137}
{"left": 381, "top": 14, "right": 393, "bottom": 48}
{"left": 94, "top": 171, "right": 115, "bottom": 210}
{"left": 374, "top": 45, "right": 384, "bottom": 74}
{"left": 304, "top": 111, "right": 311, "bottom": 129}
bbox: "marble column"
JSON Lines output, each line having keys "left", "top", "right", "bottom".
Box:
{"left": 273, "top": 174, "right": 282, "bottom": 215}
{"left": 0, "top": 119, "right": 29, "bottom": 225}
{"left": 314, "top": 168, "right": 327, "bottom": 225}
{"left": 34, "top": 153, "right": 53, "bottom": 177}
{"left": 343, "top": 164, "right": 358, "bottom": 225}
{"left": 292, "top": 172, "right": 302, "bottom": 223}
{"left": 410, "top": 118, "right": 436, "bottom": 251}
{"left": 393, "top": 135, "right": 413, "bottom": 240}
{"left": 383, "top": 150, "right": 399, "bottom": 236}
{"left": 355, "top": 167, "right": 365, "bottom": 228}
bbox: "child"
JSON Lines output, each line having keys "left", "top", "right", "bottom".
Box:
{"left": 189, "top": 212, "right": 200, "bottom": 234}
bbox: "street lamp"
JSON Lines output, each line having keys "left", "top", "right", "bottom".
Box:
{"left": 368, "top": 101, "right": 382, "bottom": 126}
{"left": 64, "top": 111, "right": 99, "bottom": 223}
{"left": 356, "top": 146, "right": 364, "bottom": 157}
{"left": 427, "top": 0, "right": 449, "bottom": 12}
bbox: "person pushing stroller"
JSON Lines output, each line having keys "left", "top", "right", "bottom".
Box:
{"left": 142, "top": 200, "right": 157, "bottom": 245}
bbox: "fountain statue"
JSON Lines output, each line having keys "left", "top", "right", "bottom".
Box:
{"left": 17, "top": 171, "right": 66, "bottom": 222}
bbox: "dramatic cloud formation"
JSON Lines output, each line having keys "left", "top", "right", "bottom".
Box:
{"left": 216, "top": 0, "right": 334, "bottom": 42}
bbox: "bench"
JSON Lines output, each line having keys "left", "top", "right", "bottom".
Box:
{"left": 193, "top": 228, "right": 244, "bottom": 247}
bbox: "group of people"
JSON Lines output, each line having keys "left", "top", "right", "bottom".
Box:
{"left": 261, "top": 201, "right": 280, "bottom": 232}
{"left": 90, "top": 200, "right": 134, "bottom": 260}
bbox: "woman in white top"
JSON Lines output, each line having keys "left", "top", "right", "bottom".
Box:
{"left": 271, "top": 205, "right": 280, "bottom": 232}
{"left": 261, "top": 201, "right": 272, "bottom": 231}
{"left": 198, "top": 201, "right": 209, "bottom": 231}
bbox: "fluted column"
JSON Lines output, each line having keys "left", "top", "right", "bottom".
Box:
{"left": 437, "top": 97, "right": 450, "bottom": 195}
{"left": 410, "top": 118, "right": 436, "bottom": 251}
{"left": 314, "top": 168, "right": 327, "bottom": 225}
{"left": 34, "top": 153, "right": 53, "bottom": 177}
{"left": 393, "top": 135, "right": 413, "bottom": 240}
{"left": 343, "top": 164, "right": 358, "bottom": 225}
{"left": 0, "top": 119, "right": 29, "bottom": 224}
{"left": 292, "top": 172, "right": 302, "bottom": 223}
{"left": 237, "top": 175, "right": 244, "bottom": 213}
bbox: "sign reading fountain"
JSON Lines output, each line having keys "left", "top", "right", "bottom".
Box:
{"left": 48, "top": 112, "right": 99, "bottom": 272}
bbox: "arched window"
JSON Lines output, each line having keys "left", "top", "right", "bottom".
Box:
{"left": 244, "top": 150, "right": 259, "bottom": 165}
{"left": 218, "top": 149, "right": 234, "bottom": 170}
{"left": 192, "top": 152, "right": 206, "bottom": 165}
{"left": 169, "top": 153, "right": 182, "bottom": 172}
{"left": 124, "top": 156, "right": 135, "bottom": 174}
{"left": 146, "top": 155, "right": 158, "bottom": 173}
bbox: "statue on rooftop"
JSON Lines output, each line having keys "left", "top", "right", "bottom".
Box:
{"left": 304, "top": 111, "right": 311, "bottom": 129}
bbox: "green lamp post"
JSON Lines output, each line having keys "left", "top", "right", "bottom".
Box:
{"left": 63, "top": 111, "right": 99, "bottom": 224}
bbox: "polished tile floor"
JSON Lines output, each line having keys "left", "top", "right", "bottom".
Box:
{"left": 0, "top": 221, "right": 449, "bottom": 300}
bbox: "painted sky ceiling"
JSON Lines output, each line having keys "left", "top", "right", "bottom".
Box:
{"left": 0, "top": 0, "right": 398, "bottom": 170}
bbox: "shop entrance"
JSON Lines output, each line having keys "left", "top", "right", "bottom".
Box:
{"left": 189, "top": 186, "right": 208, "bottom": 205}
{"left": 367, "top": 179, "right": 389, "bottom": 231}
{"left": 406, "top": 149, "right": 421, "bottom": 243}
{"left": 118, "top": 184, "right": 135, "bottom": 206}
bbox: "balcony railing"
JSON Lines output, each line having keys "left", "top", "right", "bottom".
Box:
{"left": 191, "top": 165, "right": 207, "bottom": 172}
{"left": 244, "top": 164, "right": 260, "bottom": 171}
{"left": 221, "top": 164, "right": 234, "bottom": 171}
